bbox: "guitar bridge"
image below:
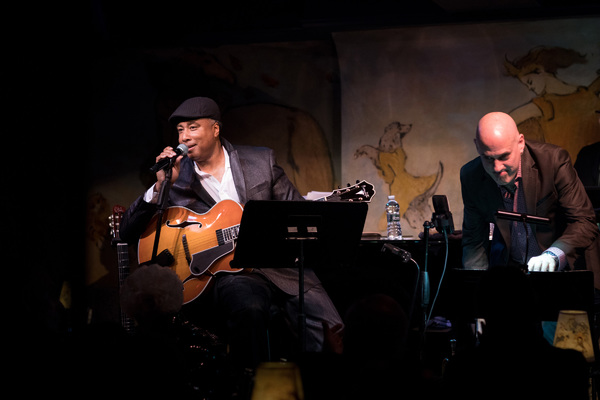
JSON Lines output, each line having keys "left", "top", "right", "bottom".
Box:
{"left": 182, "top": 234, "right": 192, "bottom": 265}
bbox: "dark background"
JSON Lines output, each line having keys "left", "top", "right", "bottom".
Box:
{"left": 91, "top": 0, "right": 599, "bottom": 47}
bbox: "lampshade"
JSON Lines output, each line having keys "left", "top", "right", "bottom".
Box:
{"left": 251, "top": 362, "right": 304, "bottom": 400}
{"left": 553, "top": 310, "right": 595, "bottom": 363}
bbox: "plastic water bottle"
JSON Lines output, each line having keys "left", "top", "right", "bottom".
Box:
{"left": 386, "top": 195, "right": 402, "bottom": 239}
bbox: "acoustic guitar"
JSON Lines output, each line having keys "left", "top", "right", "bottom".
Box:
{"left": 138, "top": 180, "right": 375, "bottom": 304}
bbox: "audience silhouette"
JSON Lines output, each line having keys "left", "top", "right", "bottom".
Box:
{"left": 302, "top": 293, "right": 421, "bottom": 399}
{"left": 443, "top": 265, "right": 589, "bottom": 399}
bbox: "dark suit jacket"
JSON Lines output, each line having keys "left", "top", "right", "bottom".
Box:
{"left": 460, "top": 140, "right": 600, "bottom": 288}
{"left": 121, "top": 137, "right": 316, "bottom": 295}
{"left": 574, "top": 141, "right": 600, "bottom": 187}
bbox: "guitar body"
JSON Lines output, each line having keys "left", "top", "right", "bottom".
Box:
{"left": 138, "top": 199, "right": 246, "bottom": 304}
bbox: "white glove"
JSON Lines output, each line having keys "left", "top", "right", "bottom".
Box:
{"left": 527, "top": 252, "right": 557, "bottom": 272}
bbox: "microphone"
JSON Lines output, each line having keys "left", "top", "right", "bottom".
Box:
{"left": 381, "top": 243, "right": 412, "bottom": 263}
{"left": 432, "top": 195, "right": 455, "bottom": 234}
{"left": 149, "top": 144, "right": 188, "bottom": 173}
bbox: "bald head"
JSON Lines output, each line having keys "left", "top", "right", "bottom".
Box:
{"left": 475, "top": 112, "right": 525, "bottom": 187}
{"left": 476, "top": 112, "right": 521, "bottom": 145}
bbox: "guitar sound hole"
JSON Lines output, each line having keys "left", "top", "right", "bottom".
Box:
{"left": 166, "top": 220, "right": 202, "bottom": 229}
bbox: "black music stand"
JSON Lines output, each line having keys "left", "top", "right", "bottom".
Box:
{"left": 495, "top": 209, "right": 551, "bottom": 270}
{"left": 231, "top": 200, "right": 368, "bottom": 352}
{"left": 438, "top": 269, "right": 594, "bottom": 322}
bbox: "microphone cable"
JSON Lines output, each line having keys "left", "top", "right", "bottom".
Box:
{"left": 425, "top": 229, "right": 449, "bottom": 328}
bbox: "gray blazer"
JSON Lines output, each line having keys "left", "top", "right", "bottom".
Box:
{"left": 460, "top": 140, "right": 600, "bottom": 287}
{"left": 121, "top": 137, "right": 318, "bottom": 295}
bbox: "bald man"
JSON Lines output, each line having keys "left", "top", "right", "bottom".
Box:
{"left": 460, "top": 112, "right": 600, "bottom": 288}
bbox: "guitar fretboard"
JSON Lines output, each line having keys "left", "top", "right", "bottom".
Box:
{"left": 116, "top": 242, "right": 135, "bottom": 334}
{"left": 117, "top": 243, "right": 130, "bottom": 286}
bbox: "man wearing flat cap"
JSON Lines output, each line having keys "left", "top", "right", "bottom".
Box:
{"left": 120, "top": 96, "right": 343, "bottom": 369}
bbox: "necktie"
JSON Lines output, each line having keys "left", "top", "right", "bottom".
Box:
{"left": 505, "top": 181, "right": 541, "bottom": 264}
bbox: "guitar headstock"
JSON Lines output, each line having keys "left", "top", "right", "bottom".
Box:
{"left": 329, "top": 180, "right": 376, "bottom": 203}
{"left": 109, "top": 205, "right": 126, "bottom": 244}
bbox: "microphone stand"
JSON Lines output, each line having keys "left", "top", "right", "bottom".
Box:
{"left": 381, "top": 243, "right": 420, "bottom": 324}
{"left": 418, "top": 220, "right": 433, "bottom": 367}
{"left": 421, "top": 221, "right": 432, "bottom": 313}
{"left": 151, "top": 162, "right": 174, "bottom": 262}
{"left": 422, "top": 210, "right": 454, "bottom": 323}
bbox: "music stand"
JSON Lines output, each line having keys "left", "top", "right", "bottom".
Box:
{"left": 438, "top": 269, "right": 594, "bottom": 322}
{"left": 231, "top": 200, "right": 368, "bottom": 351}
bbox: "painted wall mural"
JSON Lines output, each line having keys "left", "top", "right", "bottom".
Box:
{"left": 505, "top": 46, "right": 599, "bottom": 162}
{"left": 354, "top": 121, "right": 444, "bottom": 231}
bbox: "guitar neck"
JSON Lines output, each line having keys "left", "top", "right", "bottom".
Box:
{"left": 116, "top": 242, "right": 135, "bottom": 334}
{"left": 117, "top": 243, "right": 130, "bottom": 287}
{"left": 312, "top": 180, "right": 375, "bottom": 203}
{"left": 110, "top": 205, "right": 136, "bottom": 333}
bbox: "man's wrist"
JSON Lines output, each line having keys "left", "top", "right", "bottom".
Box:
{"left": 542, "top": 250, "right": 559, "bottom": 265}
{"left": 143, "top": 184, "right": 159, "bottom": 204}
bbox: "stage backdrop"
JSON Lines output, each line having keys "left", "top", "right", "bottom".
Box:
{"left": 334, "top": 17, "right": 599, "bottom": 238}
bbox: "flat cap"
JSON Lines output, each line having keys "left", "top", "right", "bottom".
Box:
{"left": 169, "top": 97, "right": 221, "bottom": 123}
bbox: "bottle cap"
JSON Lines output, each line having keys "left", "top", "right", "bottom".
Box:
{"left": 388, "top": 195, "right": 395, "bottom": 200}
